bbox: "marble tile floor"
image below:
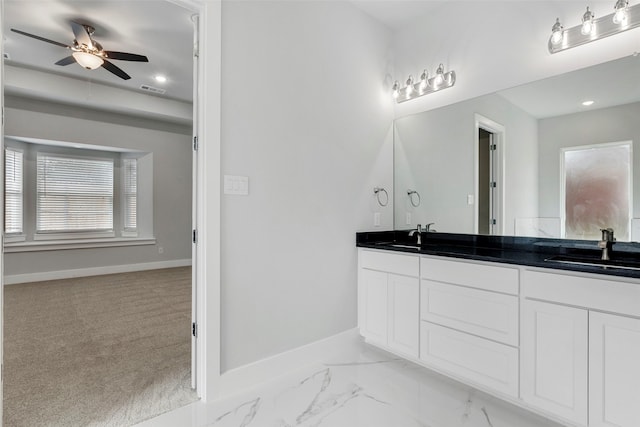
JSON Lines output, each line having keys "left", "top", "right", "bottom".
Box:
{"left": 135, "top": 342, "right": 565, "bottom": 427}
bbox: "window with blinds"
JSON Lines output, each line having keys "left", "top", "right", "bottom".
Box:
{"left": 5, "top": 148, "right": 24, "bottom": 234}
{"left": 36, "top": 153, "right": 114, "bottom": 233}
{"left": 123, "top": 158, "right": 137, "bottom": 231}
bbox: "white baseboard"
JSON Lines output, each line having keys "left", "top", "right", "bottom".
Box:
{"left": 215, "top": 328, "right": 362, "bottom": 400}
{"left": 3, "top": 259, "right": 192, "bottom": 285}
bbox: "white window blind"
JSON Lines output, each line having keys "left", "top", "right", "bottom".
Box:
{"left": 37, "top": 153, "right": 114, "bottom": 232}
{"left": 123, "top": 158, "right": 137, "bottom": 231}
{"left": 5, "top": 148, "right": 24, "bottom": 234}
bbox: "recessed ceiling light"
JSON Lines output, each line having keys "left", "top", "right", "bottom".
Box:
{"left": 582, "top": 100, "right": 595, "bottom": 106}
{"left": 154, "top": 75, "right": 167, "bottom": 83}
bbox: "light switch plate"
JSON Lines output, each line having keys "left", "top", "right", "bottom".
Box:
{"left": 224, "top": 175, "right": 249, "bottom": 195}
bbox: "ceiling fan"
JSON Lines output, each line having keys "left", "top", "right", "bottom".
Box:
{"left": 10, "top": 21, "right": 148, "bottom": 80}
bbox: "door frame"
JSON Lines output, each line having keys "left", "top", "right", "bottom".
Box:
{"left": 166, "top": 0, "right": 218, "bottom": 400}
{"left": 474, "top": 114, "right": 506, "bottom": 235}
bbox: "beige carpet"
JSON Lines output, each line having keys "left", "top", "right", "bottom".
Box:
{"left": 3, "top": 267, "right": 198, "bottom": 427}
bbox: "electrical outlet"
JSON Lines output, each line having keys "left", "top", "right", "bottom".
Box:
{"left": 406, "top": 212, "right": 411, "bottom": 225}
{"left": 158, "top": 246, "right": 164, "bottom": 254}
{"left": 374, "top": 212, "right": 381, "bottom": 227}
{"left": 467, "top": 194, "right": 475, "bottom": 205}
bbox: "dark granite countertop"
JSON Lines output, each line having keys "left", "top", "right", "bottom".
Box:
{"left": 356, "top": 230, "right": 640, "bottom": 280}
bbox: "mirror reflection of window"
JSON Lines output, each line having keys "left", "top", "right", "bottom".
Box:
{"left": 562, "top": 142, "right": 632, "bottom": 241}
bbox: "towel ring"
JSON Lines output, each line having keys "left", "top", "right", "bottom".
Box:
{"left": 407, "top": 189, "right": 421, "bottom": 207}
{"left": 373, "top": 187, "right": 389, "bottom": 207}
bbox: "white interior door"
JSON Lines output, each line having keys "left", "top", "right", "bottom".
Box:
{"left": 0, "top": 0, "right": 4, "bottom": 426}
{"left": 190, "top": 11, "right": 199, "bottom": 390}
{"left": 0, "top": 0, "right": 5, "bottom": 420}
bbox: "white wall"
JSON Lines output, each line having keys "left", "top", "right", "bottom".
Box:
{"left": 3, "top": 97, "right": 192, "bottom": 279}
{"left": 220, "top": 0, "right": 393, "bottom": 371}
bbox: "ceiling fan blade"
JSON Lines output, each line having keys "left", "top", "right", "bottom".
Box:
{"left": 103, "top": 51, "right": 149, "bottom": 62}
{"left": 101, "top": 59, "right": 131, "bottom": 80}
{"left": 10, "top": 28, "right": 70, "bottom": 48}
{"left": 55, "top": 56, "right": 76, "bottom": 66}
{"left": 70, "top": 21, "right": 93, "bottom": 48}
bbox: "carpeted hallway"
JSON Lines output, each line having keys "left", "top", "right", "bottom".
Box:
{"left": 3, "top": 266, "right": 198, "bottom": 426}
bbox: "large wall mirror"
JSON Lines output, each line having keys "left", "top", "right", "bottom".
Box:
{"left": 394, "top": 54, "right": 640, "bottom": 242}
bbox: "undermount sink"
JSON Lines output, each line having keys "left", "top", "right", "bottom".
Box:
{"left": 545, "top": 255, "right": 640, "bottom": 271}
{"left": 389, "top": 244, "right": 421, "bottom": 249}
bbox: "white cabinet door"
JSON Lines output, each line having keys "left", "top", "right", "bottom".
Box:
{"left": 521, "top": 299, "right": 588, "bottom": 426}
{"left": 388, "top": 273, "right": 419, "bottom": 357}
{"left": 360, "top": 269, "right": 388, "bottom": 345}
{"left": 589, "top": 311, "right": 640, "bottom": 427}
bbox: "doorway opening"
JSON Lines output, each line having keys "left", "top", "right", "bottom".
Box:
{"left": 475, "top": 115, "right": 505, "bottom": 235}
{"left": 1, "top": 0, "right": 201, "bottom": 424}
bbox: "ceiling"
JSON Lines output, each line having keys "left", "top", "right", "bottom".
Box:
{"left": 498, "top": 53, "right": 640, "bottom": 119}
{"left": 3, "top": 0, "right": 195, "bottom": 103}
{"left": 1, "top": 0, "right": 444, "bottom": 109}
{"left": 4, "top": 0, "right": 638, "bottom": 120}
{"left": 350, "top": 0, "right": 443, "bottom": 30}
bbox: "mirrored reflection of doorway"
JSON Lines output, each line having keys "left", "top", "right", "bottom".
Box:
{"left": 478, "top": 128, "right": 493, "bottom": 234}
{"left": 475, "top": 115, "right": 505, "bottom": 235}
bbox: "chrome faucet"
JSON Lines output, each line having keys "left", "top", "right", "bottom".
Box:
{"left": 409, "top": 224, "right": 422, "bottom": 245}
{"left": 598, "top": 228, "right": 615, "bottom": 261}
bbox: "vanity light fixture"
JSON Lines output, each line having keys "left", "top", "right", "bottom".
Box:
{"left": 549, "top": 0, "right": 640, "bottom": 53}
{"left": 393, "top": 63, "right": 456, "bottom": 103}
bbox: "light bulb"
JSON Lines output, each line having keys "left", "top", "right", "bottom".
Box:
{"left": 581, "top": 7, "right": 595, "bottom": 35}
{"left": 405, "top": 75, "right": 414, "bottom": 95}
{"left": 72, "top": 51, "right": 104, "bottom": 70}
{"left": 551, "top": 18, "right": 564, "bottom": 45}
{"left": 419, "top": 69, "right": 428, "bottom": 92}
{"left": 613, "top": 0, "right": 629, "bottom": 24}
{"left": 392, "top": 81, "right": 399, "bottom": 99}
{"left": 434, "top": 64, "right": 445, "bottom": 87}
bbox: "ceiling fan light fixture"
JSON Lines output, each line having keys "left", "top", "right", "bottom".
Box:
{"left": 72, "top": 51, "right": 104, "bottom": 70}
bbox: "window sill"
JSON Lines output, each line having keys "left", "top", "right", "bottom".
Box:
{"left": 4, "top": 237, "right": 157, "bottom": 253}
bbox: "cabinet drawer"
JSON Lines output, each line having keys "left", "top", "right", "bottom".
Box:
{"left": 522, "top": 269, "right": 640, "bottom": 317}
{"left": 421, "top": 280, "right": 518, "bottom": 346}
{"left": 420, "top": 321, "right": 519, "bottom": 397}
{"left": 421, "top": 257, "right": 518, "bottom": 295}
{"left": 360, "top": 249, "right": 419, "bottom": 277}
